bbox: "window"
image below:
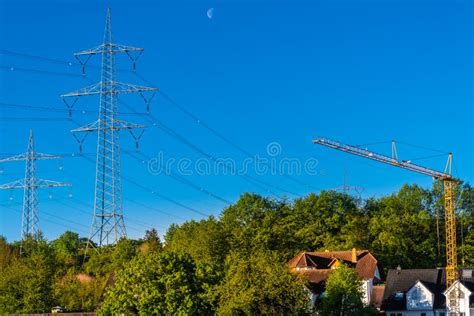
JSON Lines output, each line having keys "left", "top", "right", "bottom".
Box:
{"left": 451, "top": 298, "right": 458, "bottom": 307}
{"left": 449, "top": 290, "right": 465, "bottom": 299}
{"left": 411, "top": 289, "right": 420, "bottom": 300}
{"left": 439, "top": 313, "right": 445, "bottom": 316}
{"left": 395, "top": 292, "right": 404, "bottom": 300}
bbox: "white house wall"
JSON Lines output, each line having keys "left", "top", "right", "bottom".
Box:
{"left": 407, "top": 282, "right": 434, "bottom": 310}
{"left": 361, "top": 279, "right": 372, "bottom": 305}
{"left": 444, "top": 281, "right": 472, "bottom": 315}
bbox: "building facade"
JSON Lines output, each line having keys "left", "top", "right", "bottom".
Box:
{"left": 288, "top": 249, "right": 383, "bottom": 308}
{"left": 381, "top": 268, "right": 474, "bottom": 316}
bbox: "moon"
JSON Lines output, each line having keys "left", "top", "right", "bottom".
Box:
{"left": 207, "top": 8, "right": 214, "bottom": 19}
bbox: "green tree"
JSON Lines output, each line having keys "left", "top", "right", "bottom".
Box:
{"left": 138, "top": 228, "right": 163, "bottom": 255}
{"left": 459, "top": 184, "right": 474, "bottom": 266}
{"left": 0, "top": 239, "right": 55, "bottom": 313}
{"left": 165, "top": 217, "right": 229, "bottom": 266}
{"left": 84, "top": 238, "right": 138, "bottom": 278}
{"left": 99, "top": 251, "right": 210, "bottom": 315}
{"left": 52, "top": 231, "right": 80, "bottom": 268}
{"left": 219, "top": 193, "right": 300, "bottom": 258}
{"left": 290, "top": 191, "right": 361, "bottom": 252}
{"left": 217, "top": 250, "right": 311, "bottom": 315}
{"left": 368, "top": 184, "right": 437, "bottom": 269}
{"left": 220, "top": 193, "right": 276, "bottom": 254}
{"left": 0, "top": 236, "right": 15, "bottom": 270}
{"left": 321, "top": 264, "right": 367, "bottom": 315}
{"left": 53, "top": 271, "right": 102, "bottom": 312}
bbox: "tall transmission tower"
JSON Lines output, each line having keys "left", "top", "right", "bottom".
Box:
{"left": 332, "top": 170, "right": 364, "bottom": 198}
{"left": 61, "top": 8, "right": 157, "bottom": 247}
{"left": 0, "top": 130, "right": 70, "bottom": 239}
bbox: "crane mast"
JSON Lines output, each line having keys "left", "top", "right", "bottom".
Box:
{"left": 313, "top": 137, "right": 459, "bottom": 312}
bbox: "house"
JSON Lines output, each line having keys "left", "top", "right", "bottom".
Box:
{"left": 381, "top": 268, "right": 474, "bottom": 316}
{"left": 288, "top": 248, "right": 383, "bottom": 308}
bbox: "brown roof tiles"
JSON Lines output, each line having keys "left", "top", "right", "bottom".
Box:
{"left": 289, "top": 249, "right": 379, "bottom": 284}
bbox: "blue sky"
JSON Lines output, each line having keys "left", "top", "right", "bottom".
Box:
{"left": 0, "top": 0, "right": 472, "bottom": 242}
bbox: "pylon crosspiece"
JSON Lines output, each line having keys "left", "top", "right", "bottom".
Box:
{"left": 61, "top": 8, "right": 157, "bottom": 249}
{"left": 0, "top": 130, "right": 70, "bottom": 240}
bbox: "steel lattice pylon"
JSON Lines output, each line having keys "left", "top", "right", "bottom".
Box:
{"left": 0, "top": 130, "right": 70, "bottom": 239}
{"left": 62, "top": 8, "right": 157, "bottom": 248}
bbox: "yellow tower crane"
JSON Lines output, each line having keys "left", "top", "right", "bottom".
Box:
{"left": 313, "top": 137, "right": 460, "bottom": 311}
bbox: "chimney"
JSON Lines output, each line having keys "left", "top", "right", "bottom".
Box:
{"left": 352, "top": 248, "right": 357, "bottom": 263}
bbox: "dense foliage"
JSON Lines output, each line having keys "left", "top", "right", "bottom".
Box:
{"left": 322, "top": 264, "right": 378, "bottom": 315}
{"left": 0, "top": 183, "right": 472, "bottom": 314}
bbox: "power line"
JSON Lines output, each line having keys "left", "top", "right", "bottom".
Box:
{"left": 1, "top": 202, "right": 89, "bottom": 236}
{"left": 0, "top": 49, "right": 77, "bottom": 66}
{"left": 0, "top": 117, "right": 73, "bottom": 122}
{"left": 53, "top": 198, "right": 153, "bottom": 233}
{"left": 123, "top": 149, "right": 232, "bottom": 205}
{"left": 0, "top": 51, "right": 319, "bottom": 198}
{"left": 0, "top": 65, "right": 83, "bottom": 78}
{"left": 33, "top": 152, "right": 198, "bottom": 226}
{"left": 1, "top": 50, "right": 319, "bottom": 194}
{"left": 124, "top": 198, "right": 187, "bottom": 222}
{"left": 57, "top": 162, "right": 189, "bottom": 223}
{"left": 123, "top": 174, "right": 212, "bottom": 218}
{"left": 156, "top": 89, "right": 319, "bottom": 196}
{"left": 134, "top": 73, "right": 319, "bottom": 192}
{"left": 68, "top": 197, "right": 167, "bottom": 230}
{"left": 118, "top": 98, "right": 292, "bottom": 199}
{"left": 1, "top": 50, "right": 312, "bottom": 198}
{"left": 149, "top": 115, "right": 296, "bottom": 198}
{"left": 0, "top": 101, "right": 149, "bottom": 116}
{"left": 0, "top": 49, "right": 131, "bottom": 73}
{"left": 78, "top": 153, "right": 210, "bottom": 218}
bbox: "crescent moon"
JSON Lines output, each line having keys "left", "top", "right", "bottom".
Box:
{"left": 207, "top": 8, "right": 214, "bottom": 19}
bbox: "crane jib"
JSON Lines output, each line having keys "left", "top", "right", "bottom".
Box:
{"left": 312, "top": 138, "right": 451, "bottom": 180}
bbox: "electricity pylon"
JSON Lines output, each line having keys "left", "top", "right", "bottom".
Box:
{"left": 61, "top": 8, "right": 157, "bottom": 248}
{"left": 0, "top": 130, "right": 70, "bottom": 240}
{"left": 332, "top": 170, "right": 364, "bottom": 199}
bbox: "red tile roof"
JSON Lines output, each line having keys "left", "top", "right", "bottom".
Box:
{"left": 370, "top": 285, "right": 385, "bottom": 308}
{"left": 288, "top": 249, "right": 379, "bottom": 284}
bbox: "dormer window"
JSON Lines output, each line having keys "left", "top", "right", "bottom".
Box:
{"left": 395, "top": 291, "right": 403, "bottom": 300}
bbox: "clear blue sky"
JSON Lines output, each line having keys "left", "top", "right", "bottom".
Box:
{"left": 0, "top": 0, "right": 472, "bottom": 242}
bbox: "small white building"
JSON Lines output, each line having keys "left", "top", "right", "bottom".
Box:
{"left": 382, "top": 268, "right": 474, "bottom": 316}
